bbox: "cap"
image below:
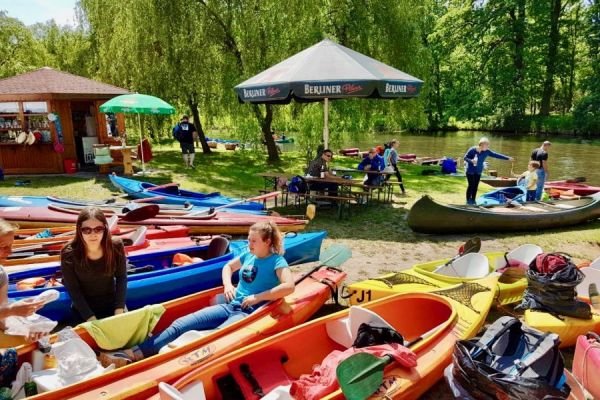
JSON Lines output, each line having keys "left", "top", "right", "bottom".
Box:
{"left": 543, "top": 141, "right": 552, "bottom": 145}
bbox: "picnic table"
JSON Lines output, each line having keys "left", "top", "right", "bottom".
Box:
{"left": 330, "top": 167, "right": 397, "bottom": 202}
{"left": 256, "top": 172, "right": 293, "bottom": 207}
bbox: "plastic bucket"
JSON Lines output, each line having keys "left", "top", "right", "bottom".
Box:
{"left": 63, "top": 158, "right": 77, "bottom": 174}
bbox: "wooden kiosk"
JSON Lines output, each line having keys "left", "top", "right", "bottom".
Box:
{"left": 0, "top": 67, "right": 129, "bottom": 174}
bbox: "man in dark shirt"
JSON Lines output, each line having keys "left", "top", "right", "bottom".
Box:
{"left": 173, "top": 115, "right": 198, "bottom": 168}
{"left": 531, "top": 141, "right": 551, "bottom": 200}
{"left": 306, "top": 149, "right": 338, "bottom": 196}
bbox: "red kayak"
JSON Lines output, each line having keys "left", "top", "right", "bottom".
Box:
{"left": 0, "top": 205, "right": 308, "bottom": 235}
{"left": 545, "top": 181, "right": 600, "bottom": 196}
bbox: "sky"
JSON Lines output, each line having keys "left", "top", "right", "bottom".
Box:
{"left": 0, "top": 0, "right": 78, "bottom": 26}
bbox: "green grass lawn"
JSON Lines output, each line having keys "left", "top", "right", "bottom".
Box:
{"left": 1, "top": 143, "right": 598, "bottom": 257}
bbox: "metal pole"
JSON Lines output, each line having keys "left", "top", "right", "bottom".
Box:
{"left": 323, "top": 97, "right": 329, "bottom": 149}
{"left": 138, "top": 113, "right": 145, "bottom": 174}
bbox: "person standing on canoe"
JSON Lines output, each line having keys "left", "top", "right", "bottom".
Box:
{"left": 517, "top": 161, "right": 540, "bottom": 202}
{"left": 0, "top": 220, "right": 47, "bottom": 347}
{"left": 531, "top": 141, "right": 551, "bottom": 200}
{"left": 464, "top": 138, "right": 514, "bottom": 205}
{"left": 99, "top": 221, "right": 294, "bottom": 367}
{"left": 60, "top": 207, "right": 127, "bottom": 323}
{"left": 172, "top": 115, "right": 198, "bottom": 169}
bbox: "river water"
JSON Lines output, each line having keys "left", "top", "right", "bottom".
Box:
{"left": 279, "top": 131, "right": 600, "bottom": 184}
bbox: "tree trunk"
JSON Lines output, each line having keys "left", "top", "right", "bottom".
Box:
{"left": 252, "top": 104, "right": 279, "bottom": 162}
{"left": 540, "top": 0, "right": 562, "bottom": 116}
{"left": 187, "top": 97, "right": 212, "bottom": 154}
{"left": 566, "top": 3, "right": 581, "bottom": 112}
{"left": 510, "top": 0, "right": 526, "bottom": 117}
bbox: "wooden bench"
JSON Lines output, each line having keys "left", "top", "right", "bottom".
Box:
{"left": 293, "top": 193, "right": 367, "bottom": 219}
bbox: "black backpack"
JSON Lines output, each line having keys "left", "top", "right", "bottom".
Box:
{"left": 447, "top": 316, "right": 570, "bottom": 399}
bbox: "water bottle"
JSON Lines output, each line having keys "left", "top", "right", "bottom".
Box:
{"left": 473, "top": 154, "right": 478, "bottom": 166}
{"left": 320, "top": 165, "right": 325, "bottom": 179}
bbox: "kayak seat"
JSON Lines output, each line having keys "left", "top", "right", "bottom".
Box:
{"left": 158, "top": 381, "right": 207, "bottom": 400}
{"left": 125, "top": 226, "right": 147, "bottom": 247}
{"left": 495, "top": 244, "right": 543, "bottom": 271}
{"left": 576, "top": 267, "right": 600, "bottom": 298}
{"left": 590, "top": 256, "right": 600, "bottom": 270}
{"left": 207, "top": 237, "right": 230, "bottom": 260}
{"left": 326, "top": 306, "right": 395, "bottom": 348}
{"left": 229, "top": 349, "right": 292, "bottom": 400}
{"left": 435, "top": 253, "right": 489, "bottom": 279}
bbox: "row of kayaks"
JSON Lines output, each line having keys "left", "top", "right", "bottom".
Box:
{"left": 11, "top": 236, "right": 600, "bottom": 399}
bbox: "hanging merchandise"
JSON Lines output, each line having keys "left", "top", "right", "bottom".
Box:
{"left": 48, "top": 113, "right": 64, "bottom": 153}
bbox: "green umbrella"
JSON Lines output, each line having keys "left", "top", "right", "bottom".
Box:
{"left": 99, "top": 94, "right": 176, "bottom": 174}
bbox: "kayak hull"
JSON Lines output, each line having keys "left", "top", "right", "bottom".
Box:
{"left": 109, "top": 175, "right": 265, "bottom": 211}
{"left": 546, "top": 181, "right": 600, "bottom": 196}
{"left": 161, "top": 276, "right": 497, "bottom": 400}
{"left": 408, "top": 194, "right": 600, "bottom": 234}
{"left": 524, "top": 309, "right": 600, "bottom": 348}
{"left": 8, "top": 231, "right": 327, "bottom": 322}
{"left": 16, "top": 266, "right": 345, "bottom": 400}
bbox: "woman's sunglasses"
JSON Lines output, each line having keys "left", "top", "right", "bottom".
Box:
{"left": 81, "top": 226, "right": 105, "bottom": 235}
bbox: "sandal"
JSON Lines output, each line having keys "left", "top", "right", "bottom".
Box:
{"left": 98, "top": 350, "right": 134, "bottom": 369}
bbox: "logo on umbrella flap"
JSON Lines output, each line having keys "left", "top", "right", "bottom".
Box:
{"left": 384, "top": 83, "right": 419, "bottom": 95}
{"left": 341, "top": 83, "right": 362, "bottom": 94}
{"left": 407, "top": 85, "right": 417, "bottom": 94}
{"left": 266, "top": 87, "right": 280, "bottom": 97}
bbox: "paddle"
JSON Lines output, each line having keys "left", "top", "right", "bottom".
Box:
{"left": 432, "top": 237, "right": 481, "bottom": 273}
{"left": 185, "top": 191, "right": 280, "bottom": 217}
{"left": 105, "top": 180, "right": 179, "bottom": 203}
{"left": 336, "top": 323, "right": 444, "bottom": 400}
{"left": 294, "top": 244, "right": 351, "bottom": 285}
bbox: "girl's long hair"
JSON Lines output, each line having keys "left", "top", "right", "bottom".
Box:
{"left": 63, "top": 207, "right": 122, "bottom": 275}
{"left": 249, "top": 221, "right": 284, "bottom": 255}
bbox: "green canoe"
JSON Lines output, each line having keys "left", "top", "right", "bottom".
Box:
{"left": 408, "top": 194, "right": 600, "bottom": 234}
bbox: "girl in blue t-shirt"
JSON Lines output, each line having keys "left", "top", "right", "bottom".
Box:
{"left": 100, "top": 221, "right": 294, "bottom": 366}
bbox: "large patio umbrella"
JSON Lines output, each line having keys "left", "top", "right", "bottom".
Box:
{"left": 99, "top": 93, "right": 175, "bottom": 174}
{"left": 234, "top": 39, "right": 423, "bottom": 148}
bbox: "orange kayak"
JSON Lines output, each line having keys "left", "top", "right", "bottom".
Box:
{"left": 156, "top": 276, "right": 498, "bottom": 400}
{"left": 19, "top": 266, "right": 346, "bottom": 399}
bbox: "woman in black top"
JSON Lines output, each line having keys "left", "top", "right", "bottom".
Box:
{"left": 60, "top": 207, "right": 127, "bottom": 322}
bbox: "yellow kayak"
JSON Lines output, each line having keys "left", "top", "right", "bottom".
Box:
{"left": 345, "top": 250, "right": 531, "bottom": 307}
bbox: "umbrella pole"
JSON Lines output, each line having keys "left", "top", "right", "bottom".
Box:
{"left": 138, "top": 113, "right": 145, "bottom": 174}
{"left": 323, "top": 97, "right": 329, "bottom": 149}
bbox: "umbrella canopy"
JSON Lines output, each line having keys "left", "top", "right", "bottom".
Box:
{"left": 235, "top": 39, "right": 423, "bottom": 104}
{"left": 99, "top": 93, "right": 175, "bottom": 175}
{"left": 99, "top": 93, "right": 175, "bottom": 115}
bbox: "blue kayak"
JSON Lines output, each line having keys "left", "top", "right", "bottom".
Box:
{"left": 8, "top": 231, "right": 326, "bottom": 321}
{"left": 477, "top": 186, "right": 527, "bottom": 206}
{"left": 109, "top": 175, "right": 264, "bottom": 211}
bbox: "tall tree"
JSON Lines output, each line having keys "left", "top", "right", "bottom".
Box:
{"left": 539, "top": 0, "right": 563, "bottom": 116}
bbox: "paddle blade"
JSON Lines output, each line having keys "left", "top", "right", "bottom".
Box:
{"left": 337, "top": 353, "right": 386, "bottom": 400}
{"left": 461, "top": 237, "right": 481, "bottom": 255}
{"left": 120, "top": 204, "right": 160, "bottom": 222}
{"left": 319, "top": 244, "right": 352, "bottom": 268}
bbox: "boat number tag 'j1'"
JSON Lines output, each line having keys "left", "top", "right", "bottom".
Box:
{"left": 178, "top": 345, "right": 215, "bottom": 366}
{"left": 371, "top": 375, "right": 402, "bottom": 398}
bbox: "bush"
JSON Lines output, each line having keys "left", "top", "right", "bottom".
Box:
{"left": 573, "top": 94, "right": 600, "bottom": 136}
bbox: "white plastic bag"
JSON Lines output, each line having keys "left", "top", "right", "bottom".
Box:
{"left": 4, "top": 313, "right": 57, "bottom": 337}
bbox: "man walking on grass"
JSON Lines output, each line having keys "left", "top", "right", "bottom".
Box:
{"left": 531, "top": 141, "right": 551, "bottom": 200}
{"left": 173, "top": 115, "right": 198, "bottom": 168}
